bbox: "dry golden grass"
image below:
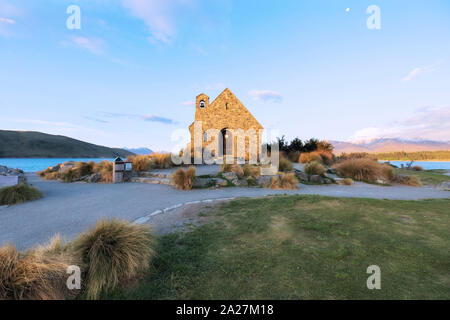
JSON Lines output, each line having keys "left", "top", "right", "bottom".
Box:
{"left": 127, "top": 155, "right": 150, "bottom": 172}
{"left": 304, "top": 161, "right": 326, "bottom": 179}
{"left": 0, "top": 244, "right": 75, "bottom": 300}
{"left": 171, "top": 166, "right": 196, "bottom": 190}
{"left": 92, "top": 161, "right": 113, "bottom": 183}
{"left": 270, "top": 172, "right": 298, "bottom": 190}
{"left": 393, "top": 175, "right": 423, "bottom": 187}
{"left": 341, "top": 178, "right": 354, "bottom": 186}
{"left": 333, "top": 158, "right": 394, "bottom": 183}
{"left": 412, "top": 166, "right": 424, "bottom": 171}
{"left": 279, "top": 157, "right": 293, "bottom": 172}
{"left": 299, "top": 152, "right": 323, "bottom": 164}
{"left": 70, "top": 219, "right": 155, "bottom": 300}
{"left": 149, "top": 153, "right": 173, "bottom": 169}
{"left": 0, "top": 184, "right": 43, "bottom": 205}
{"left": 231, "top": 164, "right": 244, "bottom": 177}
{"left": 38, "top": 161, "right": 113, "bottom": 183}
{"left": 243, "top": 164, "right": 261, "bottom": 178}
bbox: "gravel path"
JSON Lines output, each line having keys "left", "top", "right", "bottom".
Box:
{"left": 0, "top": 173, "right": 448, "bottom": 250}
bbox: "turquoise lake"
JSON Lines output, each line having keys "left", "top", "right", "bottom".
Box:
{"left": 1, "top": 158, "right": 449, "bottom": 173}
{"left": 0, "top": 158, "right": 115, "bottom": 172}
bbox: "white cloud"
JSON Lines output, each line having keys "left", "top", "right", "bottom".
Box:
{"left": 401, "top": 61, "right": 442, "bottom": 82}
{"left": 0, "top": 17, "right": 14, "bottom": 24}
{"left": 348, "top": 106, "right": 450, "bottom": 142}
{"left": 122, "top": 0, "right": 180, "bottom": 44}
{"left": 180, "top": 100, "right": 194, "bottom": 106}
{"left": 0, "top": 0, "right": 20, "bottom": 37}
{"left": 248, "top": 90, "right": 283, "bottom": 103}
{"left": 62, "top": 36, "right": 106, "bottom": 55}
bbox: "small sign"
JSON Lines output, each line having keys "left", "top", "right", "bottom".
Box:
{"left": 125, "top": 163, "right": 132, "bottom": 171}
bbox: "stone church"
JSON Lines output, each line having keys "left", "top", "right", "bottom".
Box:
{"left": 189, "top": 88, "right": 263, "bottom": 161}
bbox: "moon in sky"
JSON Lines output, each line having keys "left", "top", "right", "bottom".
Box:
{"left": 346, "top": 8, "right": 350, "bottom": 12}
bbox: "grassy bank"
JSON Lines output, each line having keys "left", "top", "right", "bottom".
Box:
{"left": 106, "top": 195, "right": 450, "bottom": 300}
{"left": 375, "top": 150, "right": 450, "bottom": 161}
{"left": 394, "top": 168, "right": 450, "bottom": 186}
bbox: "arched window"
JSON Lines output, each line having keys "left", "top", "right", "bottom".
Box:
{"left": 226, "top": 103, "right": 229, "bottom": 110}
{"left": 199, "top": 100, "right": 205, "bottom": 108}
{"left": 203, "top": 131, "right": 207, "bottom": 142}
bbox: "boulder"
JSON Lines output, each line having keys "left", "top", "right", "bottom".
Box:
{"left": 222, "top": 171, "right": 238, "bottom": 181}
{"left": 215, "top": 178, "right": 228, "bottom": 187}
{"left": 309, "top": 175, "right": 333, "bottom": 184}
{"left": 294, "top": 170, "right": 308, "bottom": 182}
{"left": 256, "top": 175, "right": 278, "bottom": 187}
{"left": 88, "top": 173, "right": 102, "bottom": 183}
{"left": 60, "top": 162, "right": 75, "bottom": 173}
{"left": 326, "top": 168, "right": 337, "bottom": 175}
{"left": 437, "top": 181, "right": 450, "bottom": 191}
{"left": 234, "top": 179, "right": 248, "bottom": 187}
{"left": 194, "top": 178, "right": 216, "bottom": 188}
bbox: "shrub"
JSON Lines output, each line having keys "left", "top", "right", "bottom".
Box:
{"left": 341, "top": 178, "right": 354, "bottom": 186}
{"left": 333, "top": 158, "right": 393, "bottom": 182}
{"left": 70, "top": 219, "right": 155, "bottom": 300}
{"left": 304, "top": 161, "right": 326, "bottom": 180}
{"left": 412, "top": 166, "right": 424, "bottom": 171}
{"left": 171, "top": 166, "right": 196, "bottom": 190}
{"left": 93, "top": 161, "right": 113, "bottom": 183}
{"left": 0, "top": 244, "right": 74, "bottom": 300}
{"left": 299, "top": 152, "right": 322, "bottom": 164}
{"left": 314, "top": 150, "right": 333, "bottom": 165}
{"left": 220, "top": 163, "right": 233, "bottom": 173}
{"left": 270, "top": 172, "right": 298, "bottom": 190}
{"left": 279, "top": 158, "right": 293, "bottom": 172}
{"left": 287, "top": 151, "right": 301, "bottom": 162}
{"left": 0, "top": 184, "right": 43, "bottom": 205}
{"left": 337, "top": 152, "right": 378, "bottom": 161}
{"left": 129, "top": 155, "right": 150, "bottom": 172}
{"left": 393, "top": 175, "right": 422, "bottom": 187}
{"left": 149, "top": 153, "right": 173, "bottom": 169}
{"left": 243, "top": 164, "right": 261, "bottom": 178}
{"left": 382, "top": 165, "right": 395, "bottom": 181}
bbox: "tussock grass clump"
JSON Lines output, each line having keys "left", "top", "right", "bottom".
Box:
{"left": 412, "top": 166, "right": 424, "bottom": 171}
{"left": 333, "top": 158, "right": 393, "bottom": 183}
{"left": 171, "top": 166, "right": 196, "bottom": 190}
{"left": 0, "top": 184, "right": 43, "bottom": 205}
{"left": 70, "top": 219, "right": 155, "bottom": 300}
{"left": 279, "top": 158, "right": 293, "bottom": 172}
{"left": 149, "top": 153, "right": 173, "bottom": 169}
{"left": 0, "top": 244, "right": 75, "bottom": 300}
{"left": 304, "top": 161, "right": 326, "bottom": 180}
{"left": 299, "top": 152, "right": 322, "bottom": 164}
{"left": 92, "top": 161, "right": 113, "bottom": 183}
{"left": 270, "top": 173, "right": 298, "bottom": 190}
{"left": 341, "top": 178, "right": 354, "bottom": 186}
{"left": 243, "top": 164, "right": 261, "bottom": 178}
{"left": 38, "top": 161, "right": 113, "bottom": 183}
{"left": 220, "top": 164, "right": 245, "bottom": 177}
{"left": 127, "top": 155, "right": 150, "bottom": 172}
{"left": 393, "top": 175, "right": 422, "bottom": 187}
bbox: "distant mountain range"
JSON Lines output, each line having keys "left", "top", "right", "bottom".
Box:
{"left": 330, "top": 138, "right": 450, "bottom": 154}
{"left": 123, "top": 147, "right": 154, "bottom": 155}
{"left": 0, "top": 130, "right": 134, "bottom": 158}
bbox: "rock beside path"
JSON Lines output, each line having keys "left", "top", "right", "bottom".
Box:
{"left": 0, "top": 165, "right": 26, "bottom": 187}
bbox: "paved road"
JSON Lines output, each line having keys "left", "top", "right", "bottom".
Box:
{"left": 0, "top": 173, "right": 448, "bottom": 250}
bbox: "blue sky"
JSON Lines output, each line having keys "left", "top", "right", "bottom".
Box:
{"left": 1, "top": 0, "right": 449, "bottom": 151}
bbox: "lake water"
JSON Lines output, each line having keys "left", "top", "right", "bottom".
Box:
{"left": 1, "top": 158, "right": 449, "bottom": 172}
{"left": 380, "top": 161, "right": 450, "bottom": 170}
{"left": 0, "top": 158, "right": 115, "bottom": 172}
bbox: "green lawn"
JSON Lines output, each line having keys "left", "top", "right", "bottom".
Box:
{"left": 107, "top": 195, "right": 450, "bottom": 300}
{"left": 394, "top": 168, "right": 450, "bottom": 186}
